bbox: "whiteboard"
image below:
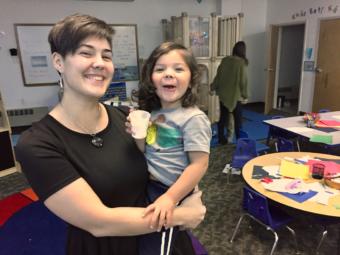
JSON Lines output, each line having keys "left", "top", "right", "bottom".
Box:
{"left": 15, "top": 23, "right": 140, "bottom": 86}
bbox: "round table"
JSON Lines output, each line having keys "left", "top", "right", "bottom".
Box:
{"left": 242, "top": 152, "right": 340, "bottom": 217}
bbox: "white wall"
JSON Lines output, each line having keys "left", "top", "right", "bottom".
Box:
{"left": 267, "top": 0, "right": 340, "bottom": 112}
{"left": 0, "top": 0, "right": 218, "bottom": 110}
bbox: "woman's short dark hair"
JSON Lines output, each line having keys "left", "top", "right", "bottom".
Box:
{"left": 48, "top": 13, "right": 114, "bottom": 57}
{"left": 135, "top": 41, "right": 200, "bottom": 112}
{"left": 232, "top": 41, "right": 248, "bottom": 65}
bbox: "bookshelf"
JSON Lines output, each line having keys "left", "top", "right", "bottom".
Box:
{"left": 0, "top": 89, "right": 17, "bottom": 177}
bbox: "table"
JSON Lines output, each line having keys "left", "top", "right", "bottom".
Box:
{"left": 242, "top": 152, "right": 340, "bottom": 217}
{"left": 263, "top": 111, "right": 340, "bottom": 146}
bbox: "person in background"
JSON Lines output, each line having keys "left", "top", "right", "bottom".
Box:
{"left": 15, "top": 14, "right": 206, "bottom": 255}
{"left": 128, "top": 41, "right": 211, "bottom": 255}
{"left": 211, "top": 41, "right": 248, "bottom": 145}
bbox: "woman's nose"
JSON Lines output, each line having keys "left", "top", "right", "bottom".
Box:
{"left": 92, "top": 55, "right": 105, "bottom": 69}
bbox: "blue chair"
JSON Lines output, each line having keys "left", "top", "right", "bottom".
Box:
{"left": 240, "top": 130, "right": 269, "bottom": 155}
{"left": 275, "top": 137, "right": 295, "bottom": 152}
{"left": 312, "top": 217, "right": 340, "bottom": 254}
{"left": 230, "top": 186, "right": 299, "bottom": 255}
{"left": 266, "top": 116, "right": 298, "bottom": 145}
{"left": 231, "top": 138, "right": 258, "bottom": 169}
{"left": 224, "top": 138, "right": 258, "bottom": 183}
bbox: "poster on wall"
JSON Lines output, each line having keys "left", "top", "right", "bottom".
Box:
{"left": 15, "top": 24, "right": 59, "bottom": 86}
{"left": 111, "top": 25, "right": 140, "bottom": 81}
{"left": 14, "top": 24, "right": 140, "bottom": 86}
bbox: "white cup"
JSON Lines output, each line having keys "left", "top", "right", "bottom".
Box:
{"left": 129, "top": 110, "right": 151, "bottom": 139}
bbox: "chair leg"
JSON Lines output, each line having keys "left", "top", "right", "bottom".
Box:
{"left": 229, "top": 214, "right": 246, "bottom": 243}
{"left": 269, "top": 231, "right": 279, "bottom": 255}
{"left": 286, "top": 225, "right": 299, "bottom": 254}
{"left": 315, "top": 229, "right": 328, "bottom": 254}
{"left": 296, "top": 139, "right": 301, "bottom": 152}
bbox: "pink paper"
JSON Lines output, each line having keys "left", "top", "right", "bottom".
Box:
{"left": 306, "top": 159, "right": 340, "bottom": 176}
{"left": 316, "top": 120, "right": 340, "bottom": 128}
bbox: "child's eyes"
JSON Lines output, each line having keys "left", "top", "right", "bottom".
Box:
{"left": 175, "top": 67, "right": 184, "bottom": 72}
{"left": 154, "top": 68, "right": 164, "bottom": 72}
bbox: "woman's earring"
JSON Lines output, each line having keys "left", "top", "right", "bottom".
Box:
{"left": 58, "top": 78, "right": 64, "bottom": 101}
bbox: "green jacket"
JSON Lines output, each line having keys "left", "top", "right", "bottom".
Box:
{"left": 211, "top": 56, "right": 248, "bottom": 111}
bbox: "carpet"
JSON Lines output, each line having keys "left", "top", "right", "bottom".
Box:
{"left": 0, "top": 193, "right": 32, "bottom": 226}
{"left": 0, "top": 201, "right": 67, "bottom": 255}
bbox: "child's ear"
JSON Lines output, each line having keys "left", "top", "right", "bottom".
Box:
{"left": 52, "top": 52, "right": 64, "bottom": 74}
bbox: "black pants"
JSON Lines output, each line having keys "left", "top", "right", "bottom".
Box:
{"left": 218, "top": 101, "right": 242, "bottom": 142}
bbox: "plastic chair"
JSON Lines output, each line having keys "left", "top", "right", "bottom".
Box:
{"left": 231, "top": 138, "right": 258, "bottom": 169}
{"left": 275, "top": 137, "right": 295, "bottom": 152}
{"left": 239, "top": 130, "right": 269, "bottom": 155}
{"left": 230, "top": 186, "right": 299, "bottom": 255}
{"left": 312, "top": 217, "right": 340, "bottom": 254}
{"left": 187, "top": 231, "right": 208, "bottom": 255}
{"left": 224, "top": 138, "right": 258, "bottom": 183}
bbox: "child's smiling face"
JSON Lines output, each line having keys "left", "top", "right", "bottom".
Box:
{"left": 151, "top": 49, "right": 191, "bottom": 109}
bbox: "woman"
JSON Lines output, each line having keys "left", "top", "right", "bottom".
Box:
{"left": 15, "top": 14, "right": 206, "bottom": 255}
{"left": 211, "top": 41, "right": 248, "bottom": 144}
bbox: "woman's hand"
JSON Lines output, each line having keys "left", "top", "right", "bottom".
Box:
{"left": 172, "top": 190, "right": 206, "bottom": 230}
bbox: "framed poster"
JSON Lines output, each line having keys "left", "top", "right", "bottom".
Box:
{"left": 111, "top": 24, "right": 140, "bottom": 81}
{"left": 14, "top": 23, "right": 140, "bottom": 86}
{"left": 15, "top": 24, "right": 58, "bottom": 86}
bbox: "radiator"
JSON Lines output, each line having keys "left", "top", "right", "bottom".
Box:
{"left": 7, "top": 107, "right": 48, "bottom": 127}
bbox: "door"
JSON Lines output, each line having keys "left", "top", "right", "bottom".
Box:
{"left": 264, "top": 25, "right": 279, "bottom": 114}
{"left": 313, "top": 18, "right": 340, "bottom": 111}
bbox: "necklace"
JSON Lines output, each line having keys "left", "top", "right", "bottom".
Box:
{"left": 61, "top": 103, "right": 104, "bottom": 148}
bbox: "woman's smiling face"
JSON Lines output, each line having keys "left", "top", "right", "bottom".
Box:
{"left": 54, "top": 36, "right": 114, "bottom": 100}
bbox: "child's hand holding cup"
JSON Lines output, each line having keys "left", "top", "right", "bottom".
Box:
{"left": 128, "top": 110, "right": 151, "bottom": 139}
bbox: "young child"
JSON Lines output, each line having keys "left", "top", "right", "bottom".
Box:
{"left": 128, "top": 41, "right": 211, "bottom": 255}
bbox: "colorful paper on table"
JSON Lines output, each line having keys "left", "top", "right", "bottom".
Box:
{"left": 309, "top": 134, "right": 333, "bottom": 144}
{"left": 306, "top": 159, "right": 340, "bottom": 176}
{"left": 279, "top": 190, "right": 318, "bottom": 203}
{"left": 252, "top": 165, "right": 281, "bottom": 179}
{"left": 315, "top": 120, "right": 340, "bottom": 128}
{"left": 316, "top": 158, "right": 340, "bottom": 164}
{"left": 279, "top": 160, "right": 310, "bottom": 179}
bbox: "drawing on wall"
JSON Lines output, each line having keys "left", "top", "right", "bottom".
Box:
{"left": 14, "top": 24, "right": 140, "bottom": 86}
{"left": 111, "top": 25, "right": 139, "bottom": 81}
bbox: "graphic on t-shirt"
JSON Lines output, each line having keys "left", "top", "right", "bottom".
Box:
{"left": 146, "top": 114, "right": 182, "bottom": 147}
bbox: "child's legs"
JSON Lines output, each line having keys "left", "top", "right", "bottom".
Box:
{"left": 139, "top": 180, "right": 179, "bottom": 255}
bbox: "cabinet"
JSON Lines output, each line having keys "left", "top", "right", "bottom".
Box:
{"left": 0, "top": 90, "right": 17, "bottom": 177}
{"left": 162, "top": 12, "right": 244, "bottom": 123}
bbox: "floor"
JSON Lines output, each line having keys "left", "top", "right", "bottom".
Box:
{"left": 2, "top": 104, "right": 340, "bottom": 254}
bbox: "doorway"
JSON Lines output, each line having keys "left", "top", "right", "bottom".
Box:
{"left": 312, "top": 18, "right": 340, "bottom": 112}
{"left": 265, "top": 23, "right": 305, "bottom": 115}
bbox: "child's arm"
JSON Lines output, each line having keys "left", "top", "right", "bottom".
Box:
{"left": 144, "top": 151, "right": 209, "bottom": 231}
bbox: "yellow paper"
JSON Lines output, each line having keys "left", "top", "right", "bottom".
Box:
{"left": 279, "top": 160, "right": 310, "bottom": 179}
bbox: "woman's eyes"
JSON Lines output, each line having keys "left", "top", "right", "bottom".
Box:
{"left": 79, "top": 51, "right": 112, "bottom": 61}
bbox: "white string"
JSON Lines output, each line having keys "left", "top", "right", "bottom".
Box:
{"left": 165, "top": 227, "right": 174, "bottom": 255}
{"left": 160, "top": 231, "right": 166, "bottom": 255}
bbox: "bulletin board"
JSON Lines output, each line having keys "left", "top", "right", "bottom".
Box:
{"left": 14, "top": 23, "right": 140, "bottom": 86}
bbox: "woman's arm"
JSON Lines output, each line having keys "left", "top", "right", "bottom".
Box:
{"left": 144, "top": 151, "right": 209, "bottom": 230}
{"left": 44, "top": 177, "right": 205, "bottom": 237}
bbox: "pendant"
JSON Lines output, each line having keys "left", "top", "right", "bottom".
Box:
{"left": 91, "top": 136, "right": 103, "bottom": 148}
